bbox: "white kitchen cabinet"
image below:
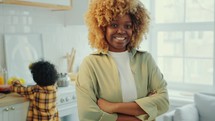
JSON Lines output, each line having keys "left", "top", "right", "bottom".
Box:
{"left": 0, "top": 0, "right": 71, "bottom": 10}
{"left": 0, "top": 101, "right": 29, "bottom": 121}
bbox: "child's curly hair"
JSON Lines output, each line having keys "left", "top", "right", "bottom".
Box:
{"left": 85, "top": 0, "right": 150, "bottom": 52}
{"left": 29, "top": 60, "right": 58, "bottom": 86}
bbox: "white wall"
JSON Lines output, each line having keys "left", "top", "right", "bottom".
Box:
{"left": 64, "top": 0, "right": 89, "bottom": 25}
{"left": 0, "top": 3, "right": 92, "bottom": 76}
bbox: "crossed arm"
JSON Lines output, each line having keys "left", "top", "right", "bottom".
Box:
{"left": 97, "top": 98, "right": 146, "bottom": 121}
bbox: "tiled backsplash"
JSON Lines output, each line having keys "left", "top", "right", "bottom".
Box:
{"left": 0, "top": 4, "right": 92, "bottom": 74}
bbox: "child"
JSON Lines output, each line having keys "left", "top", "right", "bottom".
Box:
{"left": 11, "top": 60, "right": 59, "bottom": 121}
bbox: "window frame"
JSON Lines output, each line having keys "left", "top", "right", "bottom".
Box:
{"left": 146, "top": 0, "right": 215, "bottom": 92}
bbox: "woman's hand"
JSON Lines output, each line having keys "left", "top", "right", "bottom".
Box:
{"left": 117, "top": 114, "right": 141, "bottom": 121}
{"left": 147, "top": 90, "right": 157, "bottom": 96}
{"left": 97, "top": 98, "right": 117, "bottom": 114}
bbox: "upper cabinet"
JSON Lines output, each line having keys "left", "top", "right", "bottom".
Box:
{"left": 0, "top": 0, "right": 72, "bottom": 10}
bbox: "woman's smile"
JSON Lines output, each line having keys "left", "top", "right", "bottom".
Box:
{"left": 113, "top": 36, "right": 127, "bottom": 42}
{"left": 105, "top": 14, "right": 133, "bottom": 52}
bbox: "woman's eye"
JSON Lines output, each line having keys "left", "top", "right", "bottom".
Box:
{"left": 111, "top": 24, "right": 118, "bottom": 28}
{"left": 125, "top": 25, "right": 132, "bottom": 29}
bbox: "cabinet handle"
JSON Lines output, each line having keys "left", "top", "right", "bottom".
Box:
{"left": 10, "top": 107, "right": 15, "bottom": 110}
{"left": 4, "top": 108, "right": 9, "bottom": 111}
{"left": 66, "top": 97, "right": 70, "bottom": 102}
{"left": 60, "top": 98, "right": 65, "bottom": 103}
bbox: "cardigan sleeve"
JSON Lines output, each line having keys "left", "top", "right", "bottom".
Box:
{"left": 135, "top": 53, "right": 169, "bottom": 121}
{"left": 12, "top": 83, "right": 35, "bottom": 100}
{"left": 76, "top": 56, "right": 118, "bottom": 121}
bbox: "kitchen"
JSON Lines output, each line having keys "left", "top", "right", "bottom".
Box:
{"left": 0, "top": 0, "right": 90, "bottom": 121}
{"left": 0, "top": 0, "right": 214, "bottom": 121}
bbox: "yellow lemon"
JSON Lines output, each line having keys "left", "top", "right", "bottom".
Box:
{"left": 7, "top": 77, "right": 19, "bottom": 85}
{"left": 0, "top": 76, "right": 4, "bottom": 85}
{"left": 19, "top": 78, "right": 26, "bottom": 85}
{"left": 7, "top": 77, "right": 26, "bottom": 85}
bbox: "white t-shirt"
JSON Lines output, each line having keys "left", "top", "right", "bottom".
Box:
{"left": 109, "top": 51, "right": 137, "bottom": 102}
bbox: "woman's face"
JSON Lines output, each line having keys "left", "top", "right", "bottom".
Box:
{"left": 105, "top": 14, "right": 133, "bottom": 52}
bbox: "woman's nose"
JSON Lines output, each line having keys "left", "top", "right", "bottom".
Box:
{"left": 117, "top": 26, "right": 126, "bottom": 34}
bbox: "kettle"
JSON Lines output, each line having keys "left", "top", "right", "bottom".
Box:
{"left": 57, "top": 73, "right": 70, "bottom": 87}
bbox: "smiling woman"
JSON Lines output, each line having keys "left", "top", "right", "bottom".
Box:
{"left": 76, "top": 0, "right": 169, "bottom": 121}
{"left": 85, "top": 0, "right": 150, "bottom": 53}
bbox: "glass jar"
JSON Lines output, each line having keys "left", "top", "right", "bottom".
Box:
{"left": 0, "top": 67, "right": 8, "bottom": 85}
{"left": 0, "top": 70, "right": 4, "bottom": 85}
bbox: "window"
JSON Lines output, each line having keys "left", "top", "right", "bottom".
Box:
{"left": 140, "top": 0, "right": 215, "bottom": 92}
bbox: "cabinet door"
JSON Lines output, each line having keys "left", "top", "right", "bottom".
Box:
{"left": 19, "top": 0, "right": 71, "bottom": 6}
{"left": 0, "top": 106, "right": 10, "bottom": 121}
{"left": 0, "top": 102, "right": 29, "bottom": 121}
{"left": 0, "top": 107, "right": 2, "bottom": 121}
{"left": 2, "top": 0, "right": 71, "bottom": 10}
{"left": 8, "top": 102, "right": 29, "bottom": 121}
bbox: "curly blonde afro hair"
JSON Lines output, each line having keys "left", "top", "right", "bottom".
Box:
{"left": 85, "top": 0, "right": 150, "bottom": 52}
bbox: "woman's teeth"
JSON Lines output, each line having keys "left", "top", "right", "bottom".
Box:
{"left": 115, "top": 37, "right": 125, "bottom": 40}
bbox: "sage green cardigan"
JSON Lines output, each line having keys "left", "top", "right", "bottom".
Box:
{"left": 76, "top": 49, "right": 169, "bottom": 121}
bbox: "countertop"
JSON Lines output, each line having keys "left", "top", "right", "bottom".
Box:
{"left": 0, "top": 93, "right": 28, "bottom": 107}
{"left": 0, "top": 82, "right": 76, "bottom": 107}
